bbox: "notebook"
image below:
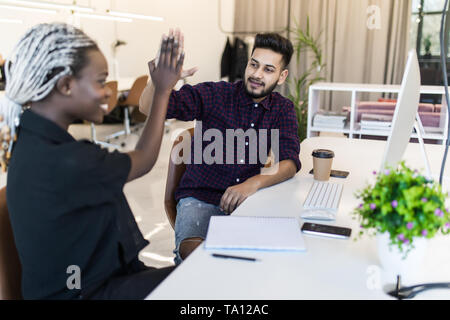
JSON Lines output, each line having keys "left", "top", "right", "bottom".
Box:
{"left": 204, "top": 216, "right": 306, "bottom": 252}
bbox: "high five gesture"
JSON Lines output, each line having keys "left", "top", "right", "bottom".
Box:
{"left": 149, "top": 29, "right": 184, "bottom": 93}
{"left": 127, "top": 29, "right": 185, "bottom": 181}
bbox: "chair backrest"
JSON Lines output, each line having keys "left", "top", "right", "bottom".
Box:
{"left": 123, "top": 75, "right": 149, "bottom": 107}
{"left": 164, "top": 128, "right": 194, "bottom": 229}
{"left": 105, "top": 81, "right": 118, "bottom": 114}
{"left": 0, "top": 186, "right": 22, "bottom": 299}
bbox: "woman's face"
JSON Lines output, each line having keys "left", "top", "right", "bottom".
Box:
{"left": 68, "top": 50, "right": 111, "bottom": 124}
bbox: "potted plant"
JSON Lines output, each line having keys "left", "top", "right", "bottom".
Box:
{"left": 288, "top": 17, "right": 325, "bottom": 142}
{"left": 353, "top": 162, "right": 450, "bottom": 280}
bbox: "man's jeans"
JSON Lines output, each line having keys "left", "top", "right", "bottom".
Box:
{"left": 173, "top": 197, "right": 226, "bottom": 265}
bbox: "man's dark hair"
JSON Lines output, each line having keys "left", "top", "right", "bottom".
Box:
{"left": 251, "top": 33, "right": 293, "bottom": 68}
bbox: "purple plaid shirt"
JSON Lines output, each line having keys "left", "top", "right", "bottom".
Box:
{"left": 167, "top": 80, "right": 301, "bottom": 206}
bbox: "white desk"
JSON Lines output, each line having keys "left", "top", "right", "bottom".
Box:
{"left": 147, "top": 137, "right": 450, "bottom": 299}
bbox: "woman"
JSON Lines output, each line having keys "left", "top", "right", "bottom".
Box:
{"left": 0, "top": 23, "right": 183, "bottom": 299}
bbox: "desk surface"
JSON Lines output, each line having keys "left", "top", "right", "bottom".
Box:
{"left": 147, "top": 137, "right": 450, "bottom": 300}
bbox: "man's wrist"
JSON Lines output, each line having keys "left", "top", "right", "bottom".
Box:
{"left": 245, "top": 175, "right": 262, "bottom": 191}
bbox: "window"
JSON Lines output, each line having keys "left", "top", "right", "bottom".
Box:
{"left": 411, "top": 0, "right": 448, "bottom": 57}
{"left": 410, "top": 0, "right": 450, "bottom": 89}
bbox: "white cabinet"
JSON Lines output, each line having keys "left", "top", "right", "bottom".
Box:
{"left": 307, "top": 82, "right": 448, "bottom": 143}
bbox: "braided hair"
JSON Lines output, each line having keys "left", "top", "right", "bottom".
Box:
{"left": 0, "top": 23, "right": 98, "bottom": 171}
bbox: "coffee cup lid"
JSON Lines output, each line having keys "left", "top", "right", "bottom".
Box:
{"left": 312, "top": 149, "right": 335, "bottom": 159}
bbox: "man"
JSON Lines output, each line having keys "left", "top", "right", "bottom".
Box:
{"left": 139, "top": 33, "right": 301, "bottom": 264}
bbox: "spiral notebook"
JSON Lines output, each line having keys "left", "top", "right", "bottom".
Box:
{"left": 204, "top": 216, "right": 306, "bottom": 252}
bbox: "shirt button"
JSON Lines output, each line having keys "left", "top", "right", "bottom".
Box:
{"left": 236, "top": 178, "right": 240, "bottom": 182}
{"left": 250, "top": 123, "right": 254, "bottom": 127}
{"left": 254, "top": 103, "right": 258, "bottom": 108}
{"left": 245, "top": 142, "right": 249, "bottom": 146}
{"left": 240, "top": 159, "right": 244, "bottom": 163}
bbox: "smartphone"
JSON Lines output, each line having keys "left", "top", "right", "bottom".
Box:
{"left": 301, "top": 222, "right": 352, "bottom": 239}
{"left": 309, "top": 169, "right": 349, "bottom": 178}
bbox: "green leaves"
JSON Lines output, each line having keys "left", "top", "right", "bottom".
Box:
{"left": 287, "top": 16, "right": 326, "bottom": 141}
{"left": 353, "top": 161, "right": 450, "bottom": 256}
{"left": 381, "top": 202, "right": 392, "bottom": 216}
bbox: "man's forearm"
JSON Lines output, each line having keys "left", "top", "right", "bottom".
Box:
{"left": 139, "top": 80, "right": 155, "bottom": 116}
{"left": 219, "top": 159, "right": 298, "bottom": 213}
{"left": 139, "top": 65, "right": 198, "bottom": 116}
{"left": 246, "top": 160, "right": 297, "bottom": 191}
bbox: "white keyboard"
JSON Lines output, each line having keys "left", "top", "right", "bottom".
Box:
{"left": 301, "top": 181, "right": 344, "bottom": 220}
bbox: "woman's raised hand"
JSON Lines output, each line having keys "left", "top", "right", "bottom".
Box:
{"left": 148, "top": 29, "right": 184, "bottom": 93}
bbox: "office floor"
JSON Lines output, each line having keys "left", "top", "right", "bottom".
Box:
{"left": 0, "top": 118, "right": 194, "bottom": 269}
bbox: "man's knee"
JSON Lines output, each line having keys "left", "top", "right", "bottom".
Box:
{"left": 179, "top": 237, "right": 203, "bottom": 260}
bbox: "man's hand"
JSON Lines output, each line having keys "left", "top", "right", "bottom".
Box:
{"left": 139, "top": 32, "right": 197, "bottom": 117}
{"left": 152, "top": 30, "right": 197, "bottom": 82}
{"left": 219, "top": 181, "right": 259, "bottom": 214}
{"left": 219, "top": 160, "right": 298, "bottom": 214}
{"left": 181, "top": 66, "right": 198, "bottom": 79}
{"left": 174, "top": 31, "right": 198, "bottom": 80}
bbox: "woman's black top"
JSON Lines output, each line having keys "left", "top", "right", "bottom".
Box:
{"left": 7, "top": 109, "right": 149, "bottom": 299}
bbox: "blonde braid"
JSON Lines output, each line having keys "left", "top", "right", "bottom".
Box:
{"left": 0, "top": 23, "right": 97, "bottom": 171}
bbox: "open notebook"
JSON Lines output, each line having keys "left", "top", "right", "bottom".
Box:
{"left": 204, "top": 216, "right": 306, "bottom": 252}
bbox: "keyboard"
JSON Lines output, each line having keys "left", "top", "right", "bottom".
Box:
{"left": 301, "top": 181, "right": 344, "bottom": 220}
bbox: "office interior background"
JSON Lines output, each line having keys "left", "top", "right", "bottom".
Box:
{"left": 0, "top": 0, "right": 448, "bottom": 268}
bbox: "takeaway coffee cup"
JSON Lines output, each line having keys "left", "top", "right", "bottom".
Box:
{"left": 312, "top": 149, "right": 335, "bottom": 181}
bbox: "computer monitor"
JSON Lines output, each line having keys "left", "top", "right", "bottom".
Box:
{"left": 380, "top": 50, "right": 421, "bottom": 170}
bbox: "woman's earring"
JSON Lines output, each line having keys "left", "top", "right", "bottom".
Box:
{"left": 67, "top": 90, "right": 71, "bottom": 96}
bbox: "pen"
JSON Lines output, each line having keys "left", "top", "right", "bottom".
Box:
{"left": 211, "top": 253, "right": 258, "bottom": 262}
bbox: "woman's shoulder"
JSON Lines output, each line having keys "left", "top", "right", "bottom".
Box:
{"left": 12, "top": 137, "right": 129, "bottom": 180}
{"left": 58, "top": 140, "right": 130, "bottom": 173}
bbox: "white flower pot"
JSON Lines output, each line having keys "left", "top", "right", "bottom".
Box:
{"left": 376, "top": 232, "right": 428, "bottom": 285}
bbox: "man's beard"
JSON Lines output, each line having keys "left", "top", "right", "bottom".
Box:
{"left": 244, "top": 78, "right": 278, "bottom": 99}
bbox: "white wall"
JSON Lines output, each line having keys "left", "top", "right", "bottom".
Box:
{"left": 0, "top": 0, "right": 235, "bottom": 84}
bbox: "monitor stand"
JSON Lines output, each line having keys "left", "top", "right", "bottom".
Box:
{"left": 413, "top": 114, "right": 432, "bottom": 180}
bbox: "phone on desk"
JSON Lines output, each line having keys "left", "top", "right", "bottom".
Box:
{"left": 301, "top": 222, "right": 352, "bottom": 239}
{"left": 309, "top": 169, "right": 349, "bottom": 178}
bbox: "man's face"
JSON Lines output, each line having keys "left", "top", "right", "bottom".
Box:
{"left": 244, "top": 48, "right": 288, "bottom": 101}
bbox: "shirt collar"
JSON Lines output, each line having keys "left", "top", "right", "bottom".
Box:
{"left": 19, "top": 109, "right": 76, "bottom": 144}
{"left": 237, "top": 81, "right": 272, "bottom": 111}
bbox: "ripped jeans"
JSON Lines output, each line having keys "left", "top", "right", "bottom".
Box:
{"left": 173, "top": 197, "right": 226, "bottom": 265}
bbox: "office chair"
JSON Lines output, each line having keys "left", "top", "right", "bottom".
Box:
{"left": 104, "top": 75, "right": 149, "bottom": 146}
{"left": 164, "top": 127, "right": 194, "bottom": 229}
{"left": 164, "top": 127, "right": 203, "bottom": 261}
{"left": 0, "top": 186, "right": 22, "bottom": 300}
{"left": 90, "top": 81, "right": 121, "bottom": 149}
